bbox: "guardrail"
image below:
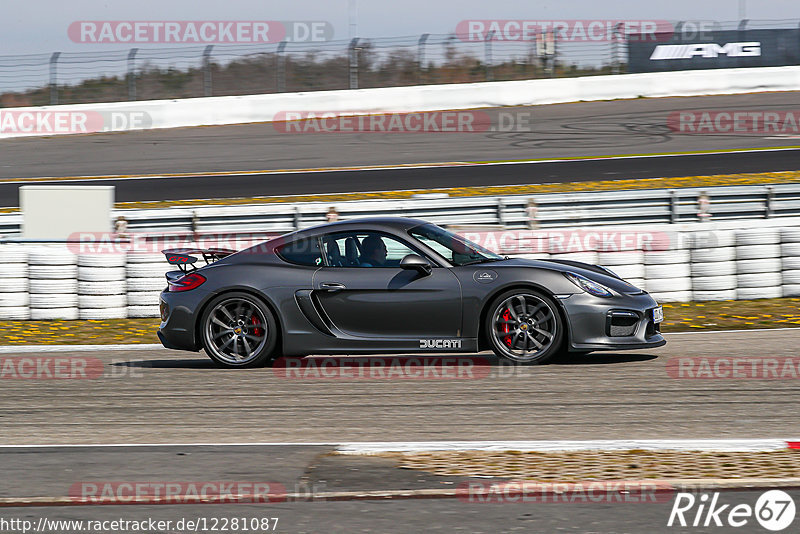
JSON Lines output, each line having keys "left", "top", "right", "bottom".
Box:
{"left": 1, "top": 223, "right": 800, "bottom": 320}
{"left": 0, "top": 182, "right": 791, "bottom": 237}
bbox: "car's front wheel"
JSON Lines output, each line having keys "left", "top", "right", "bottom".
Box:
{"left": 200, "top": 292, "right": 278, "bottom": 368}
{"left": 485, "top": 290, "right": 563, "bottom": 365}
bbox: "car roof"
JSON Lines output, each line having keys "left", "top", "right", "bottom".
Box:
{"left": 288, "top": 217, "right": 432, "bottom": 238}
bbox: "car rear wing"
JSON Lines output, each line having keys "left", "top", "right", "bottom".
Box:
{"left": 162, "top": 248, "right": 236, "bottom": 274}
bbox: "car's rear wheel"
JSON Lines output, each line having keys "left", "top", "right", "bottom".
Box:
{"left": 201, "top": 292, "right": 278, "bottom": 368}
{"left": 485, "top": 290, "right": 563, "bottom": 365}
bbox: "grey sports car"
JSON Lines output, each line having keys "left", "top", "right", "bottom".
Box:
{"left": 157, "top": 217, "right": 665, "bottom": 368}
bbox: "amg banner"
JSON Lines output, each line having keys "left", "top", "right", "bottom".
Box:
{"left": 627, "top": 29, "right": 800, "bottom": 72}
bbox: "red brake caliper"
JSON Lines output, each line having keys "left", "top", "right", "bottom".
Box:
{"left": 502, "top": 309, "right": 513, "bottom": 346}
{"left": 251, "top": 315, "right": 264, "bottom": 337}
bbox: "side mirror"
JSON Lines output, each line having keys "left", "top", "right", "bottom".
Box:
{"left": 400, "top": 254, "right": 432, "bottom": 275}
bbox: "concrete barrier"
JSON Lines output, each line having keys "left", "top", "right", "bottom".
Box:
{"left": 1, "top": 66, "right": 799, "bottom": 139}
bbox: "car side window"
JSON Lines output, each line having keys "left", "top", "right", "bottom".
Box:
{"left": 275, "top": 237, "right": 323, "bottom": 266}
{"left": 321, "top": 232, "right": 417, "bottom": 268}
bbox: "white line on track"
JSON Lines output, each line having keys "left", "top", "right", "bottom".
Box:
{"left": 335, "top": 439, "right": 800, "bottom": 454}
{"left": 0, "top": 439, "right": 798, "bottom": 452}
{"left": 0, "top": 344, "right": 163, "bottom": 353}
{"left": 664, "top": 327, "right": 800, "bottom": 335}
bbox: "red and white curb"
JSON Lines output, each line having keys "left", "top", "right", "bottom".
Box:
{"left": 335, "top": 439, "right": 800, "bottom": 454}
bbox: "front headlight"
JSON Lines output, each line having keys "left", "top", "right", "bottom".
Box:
{"left": 564, "top": 272, "right": 613, "bottom": 298}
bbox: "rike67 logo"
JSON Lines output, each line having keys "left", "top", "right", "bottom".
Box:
{"left": 668, "top": 490, "right": 796, "bottom": 531}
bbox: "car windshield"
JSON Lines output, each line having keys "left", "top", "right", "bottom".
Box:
{"left": 409, "top": 224, "right": 503, "bottom": 266}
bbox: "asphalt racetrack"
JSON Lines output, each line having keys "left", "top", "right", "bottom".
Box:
{"left": 2, "top": 329, "right": 799, "bottom": 532}
{"left": 0, "top": 92, "right": 798, "bottom": 206}
{"left": 2, "top": 328, "right": 797, "bottom": 446}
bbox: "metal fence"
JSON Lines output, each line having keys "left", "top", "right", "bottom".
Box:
{"left": 2, "top": 19, "right": 798, "bottom": 106}
{"left": 0, "top": 183, "right": 798, "bottom": 238}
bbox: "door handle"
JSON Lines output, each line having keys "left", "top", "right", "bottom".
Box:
{"left": 320, "top": 282, "right": 346, "bottom": 291}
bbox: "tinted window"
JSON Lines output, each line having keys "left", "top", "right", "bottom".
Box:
{"left": 275, "top": 238, "right": 323, "bottom": 266}
{"left": 321, "top": 231, "right": 418, "bottom": 268}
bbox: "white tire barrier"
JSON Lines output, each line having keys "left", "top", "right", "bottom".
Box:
{"left": 645, "top": 263, "right": 690, "bottom": 279}
{"left": 691, "top": 261, "right": 736, "bottom": 277}
{"left": 126, "top": 253, "right": 165, "bottom": 264}
{"left": 30, "top": 293, "right": 78, "bottom": 308}
{"left": 30, "top": 307, "right": 79, "bottom": 320}
{"left": 783, "top": 284, "right": 800, "bottom": 297}
{"left": 126, "top": 278, "right": 167, "bottom": 291}
{"left": 780, "top": 227, "right": 800, "bottom": 243}
{"left": 596, "top": 251, "right": 644, "bottom": 266}
{"left": 127, "top": 305, "right": 160, "bottom": 318}
{"left": 549, "top": 251, "right": 598, "bottom": 264}
{"left": 737, "top": 272, "right": 782, "bottom": 288}
{"left": 77, "top": 281, "right": 126, "bottom": 295}
{"left": 644, "top": 250, "right": 690, "bottom": 265}
{"left": 79, "top": 307, "right": 128, "bottom": 320}
{"left": 736, "top": 228, "right": 780, "bottom": 246}
{"left": 605, "top": 263, "right": 644, "bottom": 280}
{"left": 78, "top": 254, "right": 126, "bottom": 267}
{"left": 0, "top": 245, "right": 27, "bottom": 263}
{"left": 126, "top": 263, "right": 170, "bottom": 278}
{"left": 0, "top": 307, "right": 31, "bottom": 320}
{"left": 692, "top": 275, "right": 737, "bottom": 291}
{"left": 736, "top": 244, "right": 781, "bottom": 260}
{"left": 0, "top": 264, "right": 28, "bottom": 277}
{"left": 781, "top": 243, "right": 800, "bottom": 257}
{"left": 28, "top": 265, "right": 78, "bottom": 279}
{"left": 736, "top": 258, "right": 782, "bottom": 274}
{"left": 782, "top": 257, "right": 800, "bottom": 270}
{"left": 78, "top": 267, "right": 127, "bottom": 282}
{"left": 0, "top": 278, "right": 29, "bottom": 292}
{"left": 737, "top": 286, "right": 782, "bottom": 300}
{"left": 29, "top": 279, "right": 78, "bottom": 293}
{"left": 693, "top": 289, "right": 737, "bottom": 301}
{"left": 690, "top": 247, "right": 736, "bottom": 262}
{"left": 781, "top": 270, "right": 800, "bottom": 285}
{"left": 688, "top": 230, "right": 736, "bottom": 249}
{"left": 0, "top": 293, "right": 28, "bottom": 307}
{"left": 78, "top": 294, "right": 127, "bottom": 309}
{"left": 127, "top": 291, "right": 162, "bottom": 306}
{"left": 645, "top": 277, "right": 691, "bottom": 293}
{"left": 649, "top": 290, "right": 692, "bottom": 303}
{"left": 28, "top": 248, "right": 77, "bottom": 265}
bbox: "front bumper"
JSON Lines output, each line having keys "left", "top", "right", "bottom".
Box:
{"left": 559, "top": 291, "right": 665, "bottom": 351}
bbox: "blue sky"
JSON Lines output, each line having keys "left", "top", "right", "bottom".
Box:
{"left": 2, "top": 0, "right": 798, "bottom": 55}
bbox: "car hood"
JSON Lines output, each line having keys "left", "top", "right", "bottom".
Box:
{"left": 471, "top": 257, "right": 644, "bottom": 294}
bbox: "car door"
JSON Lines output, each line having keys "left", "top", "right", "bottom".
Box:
{"left": 312, "top": 231, "right": 462, "bottom": 339}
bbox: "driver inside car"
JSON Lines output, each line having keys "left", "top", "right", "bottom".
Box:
{"left": 359, "top": 235, "right": 388, "bottom": 267}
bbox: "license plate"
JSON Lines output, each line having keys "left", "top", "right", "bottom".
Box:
{"left": 652, "top": 306, "right": 664, "bottom": 323}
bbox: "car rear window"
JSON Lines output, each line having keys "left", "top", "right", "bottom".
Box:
{"left": 275, "top": 238, "right": 323, "bottom": 266}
